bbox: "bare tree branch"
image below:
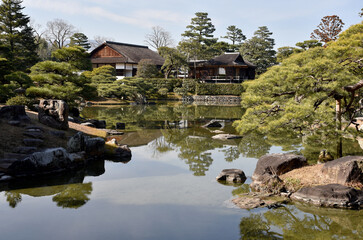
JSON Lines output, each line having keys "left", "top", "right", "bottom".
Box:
{"left": 145, "top": 26, "right": 174, "bottom": 50}
{"left": 45, "top": 19, "right": 76, "bottom": 49}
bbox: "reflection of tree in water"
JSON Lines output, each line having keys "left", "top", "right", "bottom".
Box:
{"left": 5, "top": 192, "right": 22, "bottom": 208}
{"left": 220, "top": 146, "right": 241, "bottom": 162}
{"left": 161, "top": 128, "right": 222, "bottom": 176}
{"left": 238, "top": 132, "right": 271, "bottom": 159}
{"left": 178, "top": 137, "right": 216, "bottom": 176}
{"left": 149, "top": 136, "right": 174, "bottom": 158}
{"left": 239, "top": 205, "right": 363, "bottom": 239}
{"left": 52, "top": 183, "right": 92, "bottom": 209}
{"left": 239, "top": 214, "right": 283, "bottom": 239}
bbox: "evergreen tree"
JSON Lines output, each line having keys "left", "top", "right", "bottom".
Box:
{"left": 52, "top": 46, "right": 92, "bottom": 70}
{"left": 222, "top": 25, "right": 246, "bottom": 50}
{"left": 70, "top": 32, "right": 91, "bottom": 50}
{"left": 0, "top": 0, "right": 38, "bottom": 71}
{"left": 181, "top": 12, "right": 217, "bottom": 59}
{"left": 239, "top": 26, "right": 276, "bottom": 74}
{"left": 158, "top": 47, "right": 187, "bottom": 79}
{"left": 27, "top": 61, "right": 95, "bottom": 106}
{"left": 234, "top": 22, "right": 363, "bottom": 150}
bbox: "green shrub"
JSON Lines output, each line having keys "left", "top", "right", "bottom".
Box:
{"left": 6, "top": 95, "right": 33, "bottom": 108}
{"left": 196, "top": 83, "right": 244, "bottom": 95}
{"left": 173, "top": 79, "right": 197, "bottom": 96}
{"left": 158, "top": 88, "right": 169, "bottom": 96}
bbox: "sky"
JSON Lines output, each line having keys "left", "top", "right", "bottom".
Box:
{"left": 22, "top": 0, "right": 362, "bottom": 50}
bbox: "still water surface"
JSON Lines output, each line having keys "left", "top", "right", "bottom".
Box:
{"left": 0, "top": 103, "right": 362, "bottom": 239}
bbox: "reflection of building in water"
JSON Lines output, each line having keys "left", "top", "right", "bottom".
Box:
{"left": 166, "top": 120, "right": 189, "bottom": 129}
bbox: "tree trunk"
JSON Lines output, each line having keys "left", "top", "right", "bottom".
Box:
{"left": 336, "top": 99, "right": 343, "bottom": 158}
{"left": 336, "top": 99, "right": 342, "bottom": 131}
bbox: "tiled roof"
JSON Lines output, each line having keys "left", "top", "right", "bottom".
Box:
{"left": 91, "top": 41, "right": 164, "bottom": 65}
{"left": 201, "top": 52, "right": 256, "bottom": 68}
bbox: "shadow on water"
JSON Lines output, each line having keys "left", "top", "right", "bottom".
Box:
{"left": 1, "top": 159, "right": 106, "bottom": 209}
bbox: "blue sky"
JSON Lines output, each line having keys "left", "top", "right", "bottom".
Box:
{"left": 23, "top": 0, "right": 362, "bottom": 49}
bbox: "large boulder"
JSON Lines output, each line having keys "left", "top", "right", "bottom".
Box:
{"left": 0, "top": 105, "right": 30, "bottom": 124}
{"left": 212, "top": 134, "right": 242, "bottom": 140}
{"left": 7, "top": 148, "right": 82, "bottom": 176}
{"left": 321, "top": 156, "right": 363, "bottom": 186}
{"left": 290, "top": 184, "right": 363, "bottom": 209}
{"left": 216, "top": 169, "right": 246, "bottom": 183}
{"left": 251, "top": 153, "right": 307, "bottom": 192}
{"left": 67, "top": 132, "right": 105, "bottom": 158}
{"left": 38, "top": 100, "right": 69, "bottom": 130}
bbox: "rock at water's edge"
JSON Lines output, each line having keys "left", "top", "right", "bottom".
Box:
{"left": 321, "top": 156, "right": 363, "bottom": 186}
{"left": 290, "top": 184, "right": 363, "bottom": 209}
{"left": 216, "top": 169, "right": 246, "bottom": 183}
{"left": 251, "top": 153, "right": 307, "bottom": 192}
{"left": 7, "top": 148, "right": 80, "bottom": 176}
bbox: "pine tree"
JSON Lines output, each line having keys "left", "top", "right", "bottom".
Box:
{"left": 70, "top": 32, "right": 91, "bottom": 50}
{"left": 181, "top": 12, "right": 217, "bottom": 59}
{"left": 240, "top": 26, "right": 276, "bottom": 74}
{"left": 222, "top": 25, "right": 246, "bottom": 46}
{"left": 234, "top": 22, "right": 363, "bottom": 147}
{"left": 0, "top": 0, "right": 38, "bottom": 71}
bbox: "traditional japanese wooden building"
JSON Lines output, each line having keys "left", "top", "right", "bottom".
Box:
{"left": 90, "top": 41, "right": 164, "bottom": 78}
{"left": 189, "top": 52, "right": 256, "bottom": 83}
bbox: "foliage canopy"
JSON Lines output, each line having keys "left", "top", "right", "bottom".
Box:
{"left": 234, "top": 22, "right": 363, "bottom": 140}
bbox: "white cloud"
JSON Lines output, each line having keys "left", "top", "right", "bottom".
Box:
{"left": 24, "top": 0, "right": 185, "bottom": 29}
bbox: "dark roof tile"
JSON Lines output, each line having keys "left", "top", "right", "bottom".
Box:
{"left": 91, "top": 41, "right": 164, "bottom": 65}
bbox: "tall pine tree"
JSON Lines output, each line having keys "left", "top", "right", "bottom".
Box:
{"left": 240, "top": 26, "right": 276, "bottom": 75}
{"left": 0, "top": 0, "right": 38, "bottom": 71}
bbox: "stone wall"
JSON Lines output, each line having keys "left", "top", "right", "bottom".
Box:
{"left": 183, "top": 95, "right": 241, "bottom": 105}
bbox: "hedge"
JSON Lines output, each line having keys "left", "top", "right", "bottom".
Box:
{"left": 123, "top": 77, "right": 183, "bottom": 92}
{"left": 196, "top": 83, "right": 244, "bottom": 96}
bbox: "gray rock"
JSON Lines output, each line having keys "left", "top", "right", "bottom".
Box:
{"left": 290, "top": 184, "right": 363, "bottom": 209}
{"left": 232, "top": 193, "right": 288, "bottom": 209}
{"left": 25, "top": 125, "right": 44, "bottom": 132}
{"left": 23, "top": 138, "right": 44, "bottom": 147}
{"left": 8, "top": 120, "right": 21, "bottom": 126}
{"left": 23, "top": 131, "right": 44, "bottom": 139}
{"left": 216, "top": 169, "right": 246, "bottom": 183}
{"left": 321, "top": 156, "right": 363, "bottom": 186}
{"left": 67, "top": 132, "right": 86, "bottom": 153}
{"left": 116, "top": 122, "right": 126, "bottom": 130}
{"left": 67, "top": 132, "right": 105, "bottom": 158}
{"left": 38, "top": 99, "right": 69, "bottom": 130}
{"left": 84, "top": 137, "right": 105, "bottom": 157}
{"left": 202, "top": 120, "right": 222, "bottom": 128}
{"left": 7, "top": 148, "right": 79, "bottom": 176}
{"left": 0, "top": 105, "right": 30, "bottom": 123}
{"left": 86, "top": 119, "right": 106, "bottom": 129}
{"left": 212, "top": 134, "right": 242, "bottom": 140}
{"left": 251, "top": 153, "right": 307, "bottom": 192}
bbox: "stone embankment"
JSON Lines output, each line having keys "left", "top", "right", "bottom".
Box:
{"left": 0, "top": 103, "right": 131, "bottom": 181}
{"left": 228, "top": 153, "right": 363, "bottom": 210}
{"left": 183, "top": 95, "right": 241, "bottom": 105}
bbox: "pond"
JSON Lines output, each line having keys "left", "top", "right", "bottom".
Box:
{"left": 1, "top": 102, "right": 362, "bottom": 239}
